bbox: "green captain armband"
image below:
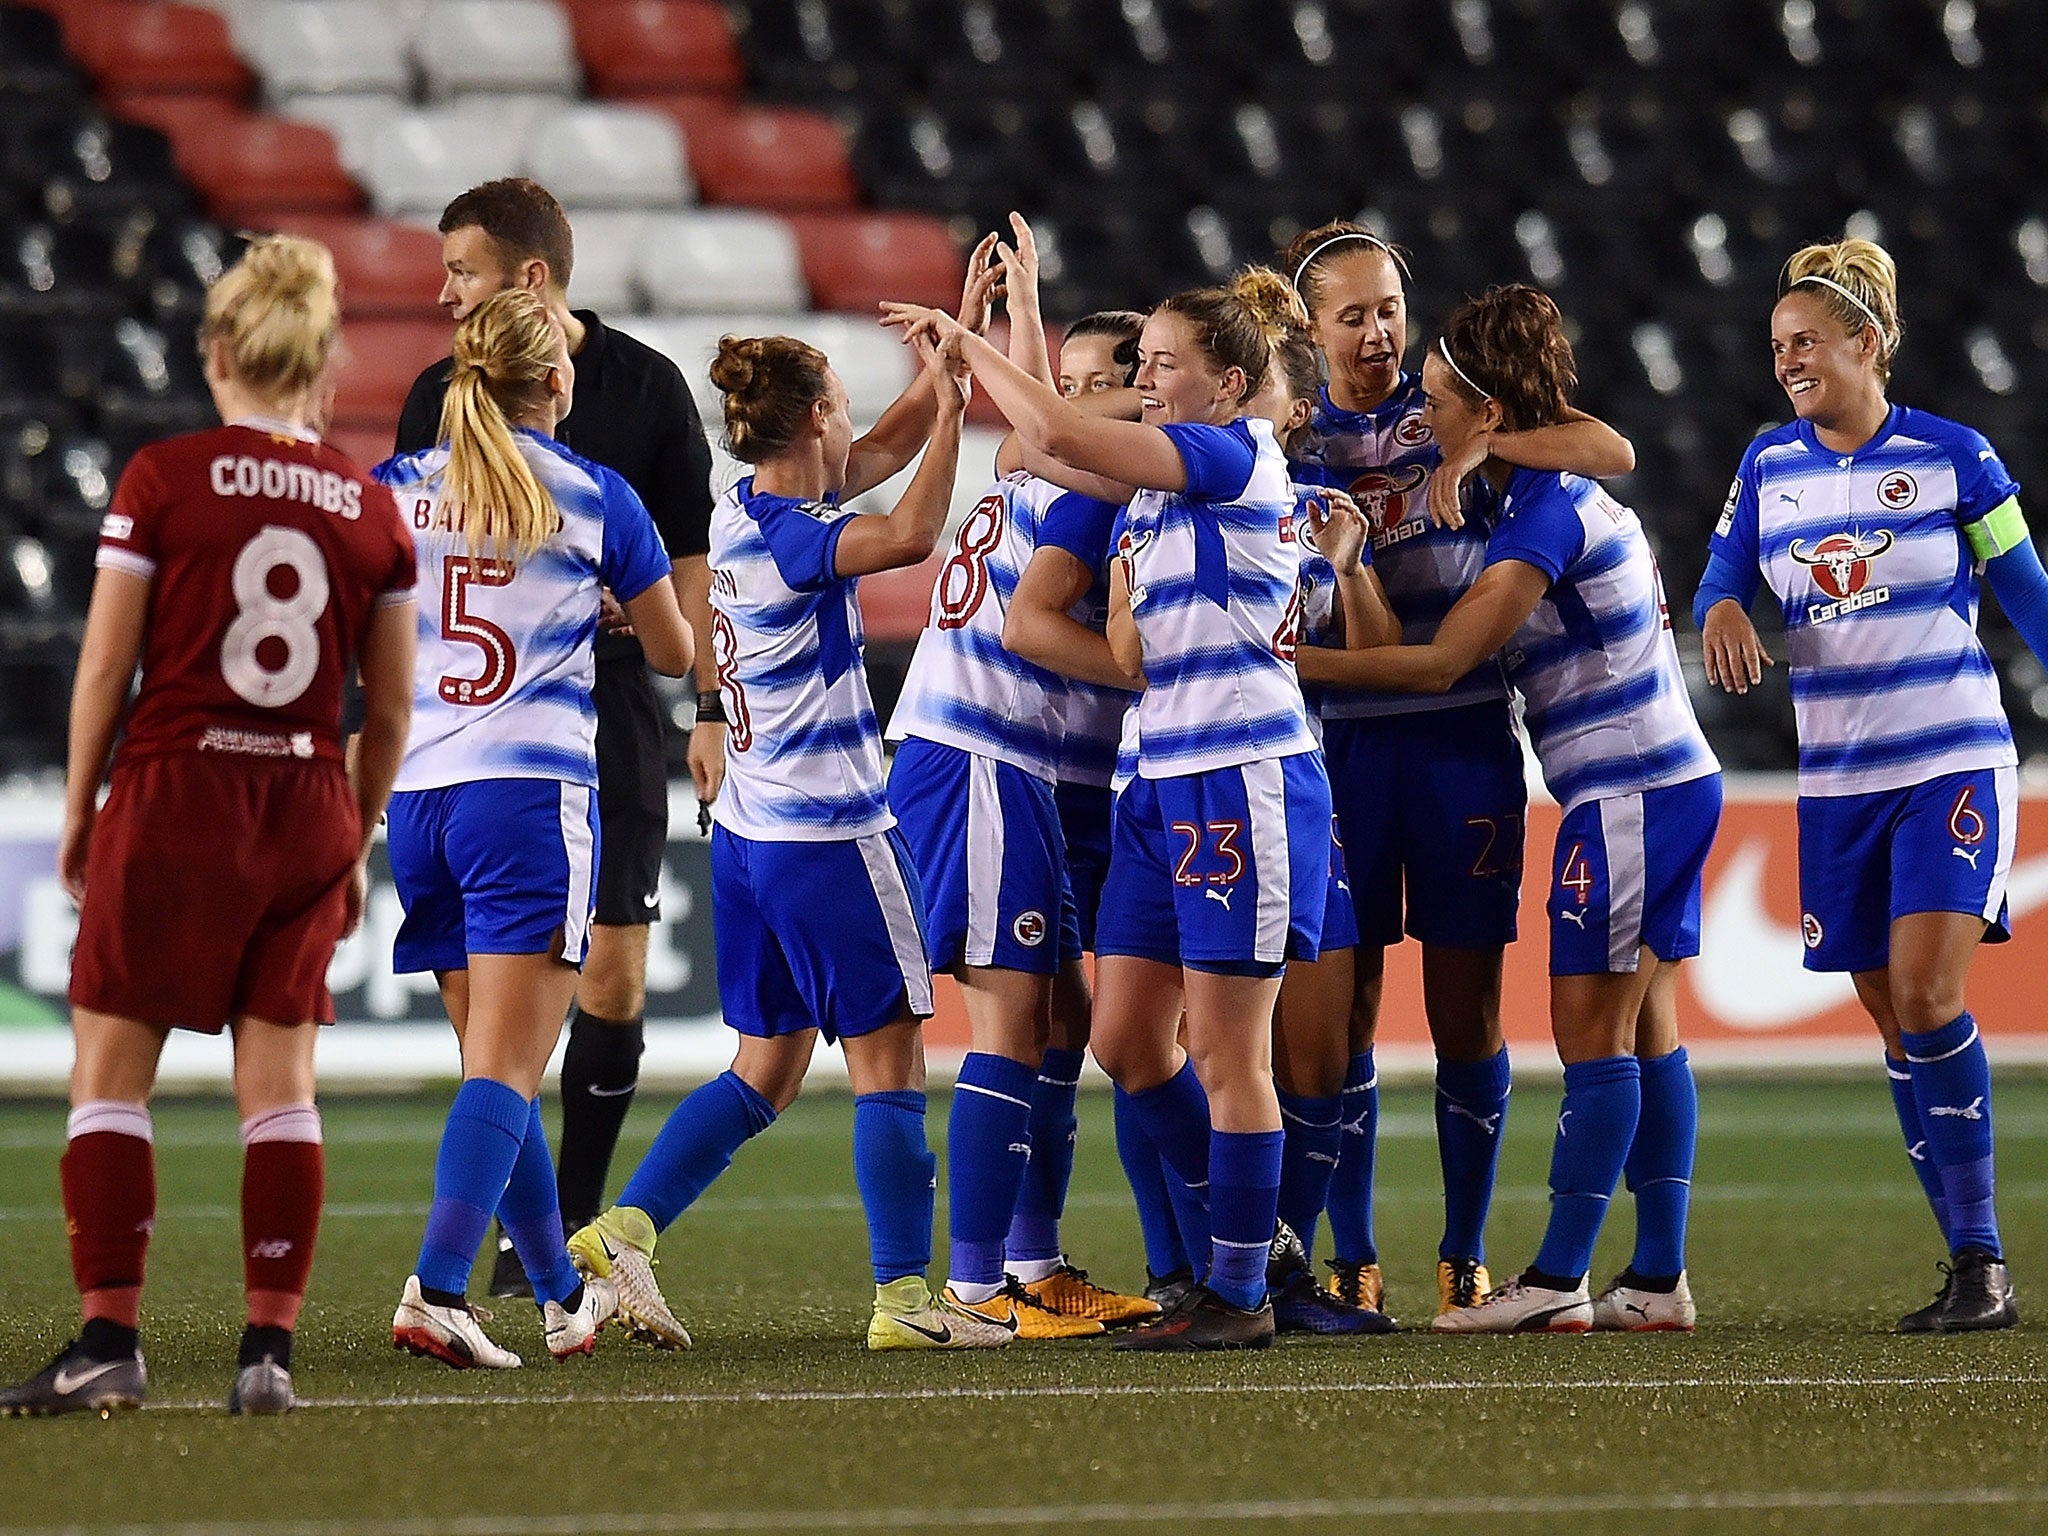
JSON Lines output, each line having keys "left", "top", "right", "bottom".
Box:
{"left": 1966, "top": 496, "right": 2029, "bottom": 561}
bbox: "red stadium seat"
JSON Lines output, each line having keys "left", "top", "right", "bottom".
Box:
{"left": 268, "top": 215, "right": 447, "bottom": 321}
{"left": 650, "top": 98, "right": 858, "bottom": 210}
{"left": 68, "top": 2, "right": 252, "bottom": 100}
{"left": 144, "top": 109, "right": 362, "bottom": 225}
{"left": 331, "top": 319, "right": 448, "bottom": 432}
{"left": 786, "top": 211, "right": 964, "bottom": 313}
{"left": 857, "top": 551, "right": 940, "bottom": 644}
{"left": 573, "top": 1, "right": 743, "bottom": 99}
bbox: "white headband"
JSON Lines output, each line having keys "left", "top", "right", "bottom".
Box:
{"left": 1438, "top": 337, "right": 1488, "bottom": 400}
{"left": 1291, "top": 231, "right": 1400, "bottom": 293}
{"left": 1791, "top": 274, "right": 1889, "bottom": 339}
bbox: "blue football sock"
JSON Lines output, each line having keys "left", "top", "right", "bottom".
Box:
{"left": 1007, "top": 1048, "right": 1083, "bottom": 1266}
{"left": 1532, "top": 1055, "right": 1642, "bottom": 1283}
{"left": 619, "top": 1070, "right": 777, "bottom": 1233}
{"left": 1435, "top": 1048, "right": 1511, "bottom": 1263}
{"left": 1624, "top": 1048, "right": 1696, "bottom": 1279}
{"left": 946, "top": 1052, "right": 1039, "bottom": 1290}
{"left": 1276, "top": 1090, "right": 1341, "bottom": 1263}
{"left": 854, "top": 1089, "right": 937, "bottom": 1285}
{"left": 1325, "top": 1051, "right": 1379, "bottom": 1264}
{"left": 1113, "top": 1083, "right": 1188, "bottom": 1276}
{"left": 1886, "top": 1054, "right": 1951, "bottom": 1246}
{"left": 1127, "top": 1061, "right": 1213, "bottom": 1277}
{"left": 497, "top": 1097, "right": 579, "bottom": 1308}
{"left": 417, "top": 1077, "right": 530, "bottom": 1296}
{"left": 1209, "top": 1129, "right": 1284, "bottom": 1311}
{"left": 1902, "top": 1013, "right": 2001, "bottom": 1257}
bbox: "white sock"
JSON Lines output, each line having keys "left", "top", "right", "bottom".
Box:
{"left": 947, "top": 1278, "right": 1004, "bottom": 1305}
{"left": 1006, "top": 1256, "right": 1061, "bottom": 1285}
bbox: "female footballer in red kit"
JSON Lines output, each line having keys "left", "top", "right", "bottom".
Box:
{"left": 0, "top": 235, "right": 418, "bottom": 1418}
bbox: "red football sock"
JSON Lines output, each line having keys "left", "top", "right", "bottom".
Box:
{"left": 241, "top": 1105, "right": 324, "bottom": 1330}
{"left": 59, "top": 1104, "right": 157, "bottom": 1331}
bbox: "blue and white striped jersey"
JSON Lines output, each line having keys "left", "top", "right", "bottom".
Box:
{"left": 1054, "top": 495, "right": 1137, "bottom": 789}
{"left": 1293, "top": 376, "right": 1508, "bottom": 718}
{"left": 709, "top": 476, "right": 891, "bottom": 841}
{"left": 375, "top": 431, "right": 670, "bottom": 794}
{"left": 1119, "top": 417, "right": 1319, "bottom": 778}
{"left": 888, "top": 472, "right": 1122, "bottom": 782}
{"left": 1290, "top": 482, "right": 1373, "bottom": 745}
{"left": 1710, "top": 406, "right": 2020, "bottom": 797}
{"left": 1487, "top": 469, "right": 1717, "bottom": 813}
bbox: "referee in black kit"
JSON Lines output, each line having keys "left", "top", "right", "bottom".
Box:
{"left": 393, "top": 178, "right": 724, "bottom": 1296}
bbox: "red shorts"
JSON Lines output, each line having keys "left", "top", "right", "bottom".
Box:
{"left": 69, "top": 754, "right": 361, "bottom": 1033}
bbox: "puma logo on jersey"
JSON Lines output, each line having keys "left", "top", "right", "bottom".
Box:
{"left": 1953, "top": 846, "right": 1982, "bottom": 869}
{"left": 1444, "top": 1103, "right": 1502, "bottom": 1136}
{"left": 1929, "top": 1097, "right": 1985, "bottom": 1121}
{"left": 1204, "top": 887, "right": 1234, "bottom": 913}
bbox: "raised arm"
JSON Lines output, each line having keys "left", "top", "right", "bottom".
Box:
{"left": 834, "top": 331, "right": 970, "bottom": 577}
{"left": 844, "top": 236, "right": 1000, "bottom": 499}
{"left": 1004, "top": 546, "right": 1142, "bottom": 691}
{"left": 886, "top": 306, "right": 1191, "bottom": 493}
{"left": 998, "top": 214, "right": 1055, "bottom": 391}
{"left": 1428, "top": 407, "right": 1637, "bottom": 529}
{"left": 1300, "top": 559, "right": 1546, "bottom": 695}
{"left": 994, "top": 386, "right": 1143, "bottom": 501}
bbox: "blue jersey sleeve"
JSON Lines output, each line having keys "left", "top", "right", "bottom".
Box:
{"left": 754, "top": 496, "right": 849, "bottom": 593}
{"left": 1483, "top": 473, "right": 1584, "bottom": 584}
{"left": 1708, "top": 437, "right": 1766, "bottom": 576}
{"left": 597, "top": 467, "right": 675, "bottom": 601}
{"left": 1949, "top": 426, "right": 2022, "bottom": 526}
{"left": 1158, "top": 420, "right": 1257, "bottom": 503}
{"left": 1038, "top": 490, "right": 1122, "bottom": 569}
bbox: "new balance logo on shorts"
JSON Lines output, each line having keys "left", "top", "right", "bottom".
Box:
{"left": 249, "top": 1239, "right": 294, "bottom": 1260}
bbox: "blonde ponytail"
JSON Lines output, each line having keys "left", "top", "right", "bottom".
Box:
{"left": 1783, "top": 237, "right": 1902, "bottom": 383}
{"left": 200, "top": 233, "right": 340, "bottom": 406}
{"left": 435, "top": 288, "right": 562, "bottom": 563}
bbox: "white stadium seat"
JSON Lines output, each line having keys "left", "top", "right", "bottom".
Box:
{"left": 525, "top": 104, "right": 692, "bottom": 210}
{"left": 417, "top": 0, "right": 579, "bottom": 99}
{"left": 250, "top": 1, "right": 411, "bottom": 98}
{"left": 361, "top": 106, "right": 527, "bottom": 217}
{"left": 279, "top": 92, "right": 407, "bottom": 177}
{"left": 565, "top": 211, "right": 646, "bottom": 313}
{"left": 636, "top": 209, "right": 806, "bottom": 315}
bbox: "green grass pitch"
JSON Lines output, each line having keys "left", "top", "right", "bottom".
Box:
{"left": 2, "top": 1075, "right": 2046, "bottom": 1535}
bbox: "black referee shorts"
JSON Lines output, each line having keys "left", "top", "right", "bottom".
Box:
{"left": 592, "top": 655, "right": 671, "bottom": 926}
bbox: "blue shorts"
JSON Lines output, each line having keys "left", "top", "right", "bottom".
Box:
{"left": 1096, "top": 751, "right": 1331, "bottom": 974}
{"left": 711, "top": 824, "right": 935, "bottom": 1042}
{"left": 1323, "top": 700, "right": 1526, "bottom": 951}
{"left": 1548, "top": 774, "right": 1722, "bottom": 976}
{"left": 887, "top": 738, "right": 1069, "bottom": 975}
{"left": 387, "top": 778, "right": 600, "bottom": 974}
{"left": 1797, "top": 766, "right": 2017, "bottom": 974}
{"left": 1322, "top": 816, "right": 1359, "bottom": 952}
{"left": 1056, "top": 778, "right": 1113, "bottom": 960}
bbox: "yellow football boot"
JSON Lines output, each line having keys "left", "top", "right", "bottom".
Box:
{"left": 1020, "top": 1264, "right": 1160, "bottom": 1329}
{"left": 567, "top": 1206, "right": 690, "bottom": 1349}
{"left": 1325, "top": 1258, "right": 1385, "bottom": 1313}
{"left": 1437, "top": 1256, "right": 1492, "bottom": 1317}
{"left": 867, "top": 1276, "right": 1015, "bottom": 1350}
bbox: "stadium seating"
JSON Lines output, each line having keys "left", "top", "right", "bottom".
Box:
{"left": 568, "top": 0, "right": 743, "bottom": 100}
{"left": 634, "top": 208, "right": 806, "bottom": 314}
{"left": 525, "top": 103, "right": 693, "bottom": 208}
{"left": 416, "top": 0, "right": 580, "bottom": 98}
{"left": 246, "top": 0, "right": 410, "bottom": 99}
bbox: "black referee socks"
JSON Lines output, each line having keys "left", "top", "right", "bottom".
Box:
{"left": 555, "top": 1011, "right": 646, "bottom": 1232}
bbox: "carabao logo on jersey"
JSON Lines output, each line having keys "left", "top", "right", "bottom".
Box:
{"left": 1790, "top": 529, "right": 1895, "bottom": 623}
{"left": 1877, "top": 471, "right": 1918, "bottom": 510}
{"left": 1353, "top": 463, "right": 1430, "bottom": 544}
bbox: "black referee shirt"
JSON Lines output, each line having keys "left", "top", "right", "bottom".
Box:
{"left": 395, "top": 309, "right": 716, "bottom": 665}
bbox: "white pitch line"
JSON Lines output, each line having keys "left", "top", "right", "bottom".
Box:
{"left": 141, "top": 1371, "right": 2048, "bottom": 1414}
{"left": 9, "top": 1484, "right": 2048, "bottom": 1535}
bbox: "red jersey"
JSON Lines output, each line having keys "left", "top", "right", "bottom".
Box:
{"left": 97, "top": 420, "right": 416, "bottom": 767}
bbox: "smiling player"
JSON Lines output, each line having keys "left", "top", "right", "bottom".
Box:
{"left": 1697, "top": 237, "right": 2048, "bottom": 1332}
